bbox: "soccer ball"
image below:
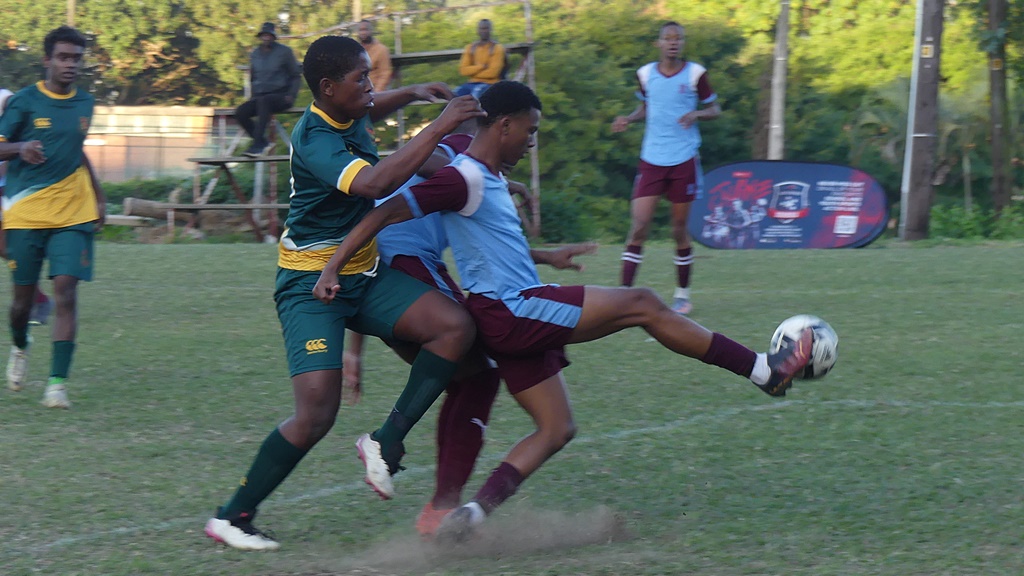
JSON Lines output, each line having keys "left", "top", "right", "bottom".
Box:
{"left": 769, "top": 314, "right": 838, "bottom": 380}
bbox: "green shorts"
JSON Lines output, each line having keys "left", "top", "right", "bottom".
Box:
{"left": 5, "top": 224, "right": 95, "bottom": 285}
{"left": 275, "top": 261, "right": 434, "bottom": 377}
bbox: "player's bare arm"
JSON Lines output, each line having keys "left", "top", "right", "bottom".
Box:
{"left": 612, "top": 102, "right": 646, "bottom": 133}
{"left": 312, "top": 196, "right": 417, "bottom": 303}
{"left": 530, "top": 242, "right": 598, "bottom": 272}
{"left": 0, "top": 141, "right": 46, "bottom": 164}
{"left": 83, "top": 154, "right": 106, "bottom": 230}
{"left": 368, "top": 82, "right": 455, "bottom": 122}
{"left": 347, "top": 96, "right": 484, "bottom": 200}
{"left": 678, "top": 101, "right": 722, "bottom": 129}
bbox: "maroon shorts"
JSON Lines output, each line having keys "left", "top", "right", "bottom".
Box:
{"left": 388, "top": 254, "right": 466, "bottom": 305}
{"left": 632, "top": 156, "right": 702, "bottom": 203}
{"left": 465, "top": 285, "right": 585, "bottom": 394}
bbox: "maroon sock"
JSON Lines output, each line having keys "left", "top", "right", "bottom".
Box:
{"left": 432, "top": 368, "right": 500, "bottom": 509}
{"left": 621, "top": 244, "right": 643, "bottom": 286}
{"left": 675, "top": 247, "right": 693, "bottom": 289}
{"left": 473, "top": 461, "right": 525, "bottom": 515}
{"left": 701, "top": 332, "right": 757, "bottom": 378}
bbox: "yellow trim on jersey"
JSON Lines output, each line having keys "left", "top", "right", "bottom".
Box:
{"left": 36, "top": 81, "right": 77, "bottom": 100}
{"left": 2, "top": 166, "right": 97, "bottom": 229}
{"left": 277, "top": 234, "right": 380, "bottom": 274}
{"left": 310, "top": 104, "right": 354, "bottom": 130}
{"left": 338, "top": 159, "right": 370, "bottom": 195}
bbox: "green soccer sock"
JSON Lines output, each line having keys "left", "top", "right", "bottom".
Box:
{"left": 373, "top": 349, "right": 458, "bottom": 458}
{"left": 11, "top": 324, "right": 29, "bottom": 350}
{"left": 50, "top": 341, "right": 75, "bottom": 379}
{"left": 221, "top": 428, "right": 308, "bottom": 517}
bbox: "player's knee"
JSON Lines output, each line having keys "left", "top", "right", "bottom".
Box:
{"left": 435, "top": 307, "right": 477, "bottom": 350}
{"left": 295, "top": 411, "right": 336, "bottom": 445}
{"left": 540, "top": 419, "right": 576, "bottom": 451}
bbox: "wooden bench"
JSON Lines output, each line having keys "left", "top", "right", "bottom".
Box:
{"left": 182, "top": 155, "right": 291, "bottom": 241}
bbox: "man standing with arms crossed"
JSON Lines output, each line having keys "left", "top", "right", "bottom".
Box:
{"left": 0, "top": 26, "right": 106, "bottom": 408}
{"left": 612, "top": 21, "right": 720, "bottom": 315}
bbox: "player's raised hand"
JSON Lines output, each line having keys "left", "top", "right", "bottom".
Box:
{"left": 435, "top": 95, "right": 486, "bottom": 134}
{"left": 312, "top": 273, "right": 342, "bottom": 304}
{"left": 19, "top": 140, "right": 46, "bottom": 164}
{"left": 410, "top": 82, "right": 454, "bottom": 103}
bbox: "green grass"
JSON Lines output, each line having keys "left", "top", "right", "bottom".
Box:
{"left": 2, "top": 240, "right": 1023, "bottom": 575}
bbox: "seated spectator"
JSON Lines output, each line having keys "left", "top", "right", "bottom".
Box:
{"left": 236, "top": 22, "right": 302, "bottom": 157}
{"left": 454, "top": 19, "right": 505, "bottom": 99}
{"left": 357, "top": 19, "right": 393, "bottom": 91}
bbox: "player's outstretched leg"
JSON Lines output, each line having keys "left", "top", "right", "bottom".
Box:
{"left": 568, "top": 286, "right": 811, "bottom": 396}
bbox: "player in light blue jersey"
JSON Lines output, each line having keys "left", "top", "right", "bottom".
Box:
{"left": 314, "top": 81, "right": 812, "bottom": 541}
{"left": 612, "top": 21, "right": 721, "bottom": 315}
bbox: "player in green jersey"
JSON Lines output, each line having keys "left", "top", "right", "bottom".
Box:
{"left": 0, "top": 26, "right": 106, "bottom": 409}
{"left": 204, "top": 35, "right": 486, "bottom": 551}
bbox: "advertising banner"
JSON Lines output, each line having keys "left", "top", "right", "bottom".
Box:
{"left": 688, "top": 161, "right": 889, "bottom": 249}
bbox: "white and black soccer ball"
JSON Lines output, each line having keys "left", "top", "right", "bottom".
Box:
{"left": 769, "top": 314, "right": 838, "bottom": 380}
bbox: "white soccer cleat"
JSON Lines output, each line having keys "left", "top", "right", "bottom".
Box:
{"left": 204, "top": 517, "right": 280, "bottom": 551}
{"left": 6, "top": 344, "right": 29, "bottom": 392}
{"left": 355, "top": 433, "right": 395, "bottom": 500}
{"left": 40, "top": 384, "right": 71, "bottom": 409}
{"left": 435, "top": 502, "right": 486, "bottom": 544}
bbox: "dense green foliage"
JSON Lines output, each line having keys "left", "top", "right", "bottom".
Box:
{"left": 2, "top": 0, "right": 1021, "bottom": 241}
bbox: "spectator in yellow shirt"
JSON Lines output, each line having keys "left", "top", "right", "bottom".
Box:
{"left": 454, "top": 19, "right": 505, "bottom": 99}
{"left": 357, "top": 19, "right": 393, "bottom": 91}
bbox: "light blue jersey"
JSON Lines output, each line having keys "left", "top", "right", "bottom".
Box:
{"left": 375, "top": 137, "right": 468, "bottom": 267}
{"left": 637, "top": 61, "right": 716, "bottom": 167}
{"left": 403, "top": 154, "right": 542, "bottom": 300}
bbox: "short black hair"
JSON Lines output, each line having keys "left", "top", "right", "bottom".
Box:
{"left": 661, "top": 21, "right": 684, "bottom": 33}
{"left": 477, "top": 81, "right": 542, "bottom": 127}
{"left": 303, "top": 36, "right": 365, "bottom": 99}
{"left": 44, "top": 26, "right": 86, "bottom": 58}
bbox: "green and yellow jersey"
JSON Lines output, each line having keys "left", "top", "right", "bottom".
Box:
{"left": 0, "top": 81, "right": 98, "bottom": 230}
{"left": 278, "top": 104, "right": 380, "bottom": 274}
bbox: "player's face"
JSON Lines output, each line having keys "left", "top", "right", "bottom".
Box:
{"left": 320, "top": 52, "right": 374, "bottom": 120}
{"left": 499, "top": 108, "right": 540, "bottom": 167}
{"left": 44, "top": 41, "right": 84, "bottom": 88}
{"left": 657, "top": 26, "right": 685, "bottom": 59}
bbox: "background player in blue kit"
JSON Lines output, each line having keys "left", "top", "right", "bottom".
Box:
{"left": 612, "top": 21, "right": 721, "bottom": 315}
{"left": 0, "top": 26, "right": 106, "bottom": 409}
{"left": 314, "top": 81, "right": 811, "bottom": 541}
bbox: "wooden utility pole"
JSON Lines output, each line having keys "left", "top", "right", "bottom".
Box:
{"left": 67, "top": 0, "right": 75, "bottom": 25}
{"left": 988, "top": 0, "right": 1010, "bottom": 213}
{"left": 899, "top": 0, "right": 944, "bottom": 240}
{"left": 768, "top": 0, "right": 790, "bottom": 160}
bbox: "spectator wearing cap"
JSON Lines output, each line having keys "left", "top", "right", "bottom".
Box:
{"left": 356, "top": 19, "right": 392, "bottom": 91}
{"left": 235, "top": 22, "right": 302, "bottom": 157}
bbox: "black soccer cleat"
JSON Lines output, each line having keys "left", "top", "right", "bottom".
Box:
{"left": 758, "top": 327, "right": 813, "bottom": 397}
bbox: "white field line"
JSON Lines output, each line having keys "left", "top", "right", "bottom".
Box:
{"left": 27, "top": 398, "right": 1024, "bottom": 552}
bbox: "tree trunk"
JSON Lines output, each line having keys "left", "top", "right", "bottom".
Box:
{"left": 988, "top": 0, "right": 1010, "bottom": 213}
{"left": 899, "top": 0, "right": 944, "bottom": 241}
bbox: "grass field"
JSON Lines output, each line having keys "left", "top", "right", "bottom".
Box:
{"left": 1, "top": 240, "right": 1022, "bottom": 576}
